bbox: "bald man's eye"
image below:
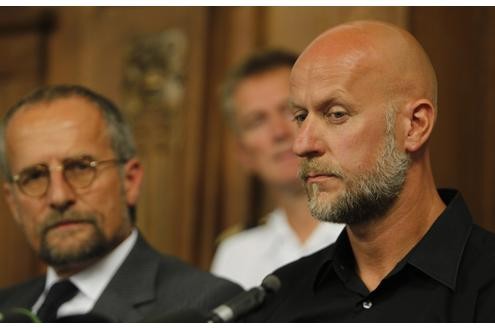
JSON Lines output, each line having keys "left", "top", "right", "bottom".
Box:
{"left": 325, "top": 107, "right": 349, "bottom": 124}
{"left": 292, "top": 110, "right": 308, "bottom": 125}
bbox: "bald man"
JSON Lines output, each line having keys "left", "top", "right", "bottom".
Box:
{"left": 244, "top": 21, "right": 495, "bottom": 322}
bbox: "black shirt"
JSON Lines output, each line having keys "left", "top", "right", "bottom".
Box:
{"left": 245, "top": 189, "right": 495, "bottom": 322}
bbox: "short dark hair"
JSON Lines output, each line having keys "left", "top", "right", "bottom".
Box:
{"left": 221, "top": 49, "right": 298, "bottom": 131}
{"left": 0, "top": 84, "right": 136, "bottom": 179}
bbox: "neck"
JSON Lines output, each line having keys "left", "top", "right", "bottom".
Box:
{"left": 347, "top": 164, "right": 445, "bottom": 292}
{"left": 271, "top": 183, "right": 319, "bottom": 244}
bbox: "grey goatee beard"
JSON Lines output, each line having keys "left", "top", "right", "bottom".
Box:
{"left": 299, "top": 110, "right": 411, "bottom": 225}
{"left": 39, "top": 210, "right": 111, "bottom": 268}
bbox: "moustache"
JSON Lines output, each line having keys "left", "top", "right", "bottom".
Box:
{"left": 298, "top": 159, "right": 345, "bottom": 181}
{"left": 40, "top": 211, "right": 98, "bottom": 236}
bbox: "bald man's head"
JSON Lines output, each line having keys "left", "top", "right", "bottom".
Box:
{"left": 290, "top": 21, "right": 439, "bottom": 225}
{"left": 293, "top": 20, "right": 437, "bottom": 112}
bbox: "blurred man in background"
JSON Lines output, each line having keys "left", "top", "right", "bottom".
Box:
{"left": 0, "top": 85, "right": 241, "bottom": 322}
{"left": 211, "top": 50, "right": 343, "bottom": 289}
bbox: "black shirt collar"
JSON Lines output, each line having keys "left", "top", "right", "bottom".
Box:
{"left": 406, "top": 189, "right": 472, "bottom": 290}
{"left": 314, "top": 189, "right": 473, "bottom": 292}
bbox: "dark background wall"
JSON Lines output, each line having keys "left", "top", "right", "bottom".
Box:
{"left": 0, "top": 7, "right": 493, "bottom": 287}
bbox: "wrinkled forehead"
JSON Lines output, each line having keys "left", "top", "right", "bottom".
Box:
{"left": 5, "top": 97, "right": 111, "bottom": 154}
{"left": 292, "top": 47, "right": 373, "bottom": 83}
{"left": 290, "top": 46, "right": 382, "bottom": 107}
{"left": 289, "top": 28, "right": 408, "bottom": 108}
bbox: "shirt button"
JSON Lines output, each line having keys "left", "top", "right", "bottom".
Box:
{"left": 362, "top": 300, "right": 373, "bottom": 309}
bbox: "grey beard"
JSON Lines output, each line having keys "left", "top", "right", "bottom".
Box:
{"left": 304, "top": 129, "right": 411, "bottom": 226}
{"left": 38, "top": 211, "right": 111, "bottom": 268}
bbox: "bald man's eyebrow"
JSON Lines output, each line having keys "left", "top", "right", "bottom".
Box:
{"left": 288, "top": 100, "right": 305, "bottom": 112}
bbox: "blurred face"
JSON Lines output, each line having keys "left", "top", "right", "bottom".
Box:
{"left": 234, "top": 67, "right": 301, "bottom": 190}
{"left": 291, "top": 47, "right": 410, "bottom": 225}
{"left": 3, "top": 97, "right": 143, "bottom": 273}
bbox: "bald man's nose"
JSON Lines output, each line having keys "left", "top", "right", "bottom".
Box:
{"left": 47, "top": 171, "right": 76, "bottom": 213}
{"left": 292, "top": 117, "right": 325, "bottom": 158}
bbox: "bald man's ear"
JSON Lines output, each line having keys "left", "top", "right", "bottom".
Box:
{"left": 402, "top": 99, "right": 436, "bottom": 153}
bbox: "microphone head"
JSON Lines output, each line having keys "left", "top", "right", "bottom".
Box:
{"left": 261, "top": 274, "right": 281, "bottom": 293}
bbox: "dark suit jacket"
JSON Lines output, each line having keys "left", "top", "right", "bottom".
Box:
{"left": 0, "top": 233, "right": 242, "bottom": 322}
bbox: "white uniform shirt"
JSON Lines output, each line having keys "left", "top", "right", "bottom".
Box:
{"left": 32, "top": 229, "right": 138, "bottom": 319}
{"left": 210, "top": 209, "right": 344, "bottom": 289}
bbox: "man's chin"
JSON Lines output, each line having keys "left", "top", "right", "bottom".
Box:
{"left": 40, "top": 231, "right": 108, "bottom": 267}
{"left": 40, "top": 242, "right": 107, "bottom": 268}
{"left": 307, "top": 186, "right": 342, "bottom": 204}
{"left": 308, "top": 192, "right": 348, "bottom": 223}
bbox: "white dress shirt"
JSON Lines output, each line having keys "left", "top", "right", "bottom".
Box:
{"left": 210, "top": 209, "right": 344, "bottom": 289}
{"left": 32, "top": 229, "right": 138, "bottom": 318}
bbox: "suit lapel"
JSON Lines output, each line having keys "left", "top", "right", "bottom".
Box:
{"left": 92, "top": 234, "right": 159, "bottom": 322}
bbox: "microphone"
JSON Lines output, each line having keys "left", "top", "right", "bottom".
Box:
{"left": 208, "top": 274, "right": 281, "bottom": 322}
{"left": 0, "top": 308, "right": 41, "bottom": 322}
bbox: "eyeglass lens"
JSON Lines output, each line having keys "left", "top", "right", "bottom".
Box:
{"left": 16, "top": 158, "right": 98, "bottom": 197}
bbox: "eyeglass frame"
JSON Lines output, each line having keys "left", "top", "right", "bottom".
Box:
{"left": 10, "top": 156, "right": 128, "bottom": 198}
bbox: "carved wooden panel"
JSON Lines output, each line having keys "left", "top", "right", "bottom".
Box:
{"left": 122, "top": 29, "right": 188, "bottom": 254}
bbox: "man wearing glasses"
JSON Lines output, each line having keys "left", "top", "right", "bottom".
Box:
{"left": 0, "top": 85, "right": 241, "bottom": 322}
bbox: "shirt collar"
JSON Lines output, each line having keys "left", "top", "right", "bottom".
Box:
{"left": 313, "top": 189, "right": 473, "bottom": 291}
{"left": 46, "top": 228, "right": 138, "bottom": 302}
{"left": 406, "top": 189, "right": 472, "bottom": 290}
{"left": 313, "top": 228, "right": 350, "bottom": 290}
